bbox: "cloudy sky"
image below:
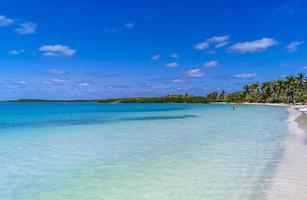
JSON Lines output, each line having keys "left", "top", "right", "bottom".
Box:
{"left": 0, "top": 0, "right": 306, "bottom": 100}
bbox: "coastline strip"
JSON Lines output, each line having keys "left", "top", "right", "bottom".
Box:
{"left": 266, "top": 108, "right": 307, "bottom": 200}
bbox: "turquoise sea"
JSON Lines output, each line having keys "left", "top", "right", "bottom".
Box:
{"left": 0, "top": 103, "right": 288, "bottom": 200}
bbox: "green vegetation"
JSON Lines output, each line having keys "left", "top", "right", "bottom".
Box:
{"left": 7, "top": 73, "right": 307, "bottom": 105}
{"left": 97, "top": 94, "right": 209, "bottom": 103}
{"left": 11, "top": 99, "right": 96, "bottom": 102}
{"left": 98, "top": 73, "right": 307, "bottom": 104}
{"left": 238, "top": 73, "right": 307, "bottom": 104}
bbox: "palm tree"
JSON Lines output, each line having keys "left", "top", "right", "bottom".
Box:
{"left": 243, "top": 85, "right": 250, "bottom": 95}
{"left": 261, "top": 81, "right": 272, "bottom": 102}
{"left": 243, "top": 85, "right": 252, "bottom": 102}
{"left": 207, "top": 92, "right": 218, "bottom": 102}
{"left": 218, "top": 90, "right": 225, "bottom": 102}
{"left": 296, "top": 73, "right": 307, "bottom": 104}
{"left": 284, "top": 76, "right": 303, "bottom": 105}
{"left": 271, "top": 80, "right": 284, "bottom": 102}
{"left": 250, "top": 82, "right": 260, "bottom": 102}
{"left": 296, "top": 73, "right": 305, "bottom": 89}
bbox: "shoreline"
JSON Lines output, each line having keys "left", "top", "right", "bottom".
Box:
{"left": 265, "top": 108, "right": 307, "bottom": 199}
{"left": 240, "top": 102, "right": 290, "bottom": 107}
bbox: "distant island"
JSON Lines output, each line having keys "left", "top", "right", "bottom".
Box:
{"left": 7, "top": 73, "right": 307, "bottom": 105}
{"left": 11, "top": 99, "right": 96, "bottom": 103}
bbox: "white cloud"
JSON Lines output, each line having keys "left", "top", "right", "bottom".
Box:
{"left": 43, "top": 78, "right": 69, "bottom": 85}
{"left": 286, "top": 41, "right": 304, "bottom": 52}
{"left": 234, "top": 73, "right": 257, "bottom": 79}
{"left": 206, "top": 35, "right": 229, "bottom": 48}
{"left": 207, "top": 35, "right": 229, "bottom": 43}
{"left": 151, "top": 54, "right": 160, "bottom": 61}
{"left": 215, "top": 41, "right": 228, "bottom": 48}
{"left": 172, "top": 79, "right": 186, "bottom": 83}
{"left": 228, "top": 38, "right": 278, "bottom": 54}
{"left": 301, "top": 66, "right": 307, "bottom": 70}
{"left": 8, "top": 49, "right": 24, "bottom": 55}
{"left": 203, "top": 60, "right": 219, "bottom": 68}
{"left": 170, "top": 53, "right": 179, "bottom": 59}
{"left": 185, "top": 69, "right": 205, "bottom": 77}
{"left": 195, "top": 35, "right": 229, "bottom": 50}
{"left": 78, "top": 82, "right": 90, "bottom": 87}
{"left": 0, "top": 15, "right": 14, "bottom": 27}
{"left": 165, "top": 62, "right": 178, "bottom": 68}
{"left": 15, "top": 22, "right": 36, "bottom": 34}
{"left": 48, "top": 69, "right": 65, "bottom": 75}
{"left": 124, "top": 22, "right": 134, "bottom": 29}
{"left": 194, "top": 41, "right": 209, "bottom": 50}
{"left": 39, "top": 45, "right": 76, "bottom": 57}
{"left": 17, "top": 81, "right": 27, "bottom": 85}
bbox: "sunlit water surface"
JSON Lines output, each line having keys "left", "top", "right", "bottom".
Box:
{"left": 0, "top": 103, "right": 288, "bottom": 200}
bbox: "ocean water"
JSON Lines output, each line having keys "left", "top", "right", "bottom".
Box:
{"left": 0, "top": 103, "right": 288, "bottom": 200}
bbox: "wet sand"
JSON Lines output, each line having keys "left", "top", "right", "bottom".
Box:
{"left": 266, "top": 108, "right": 307, "bottom": 199}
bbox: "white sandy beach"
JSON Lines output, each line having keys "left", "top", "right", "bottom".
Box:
{"left": 241, "top": 102, "right": 289, "bottom": 107}
{"left": 266, "top": 108, "right": 307, "bottom": 200}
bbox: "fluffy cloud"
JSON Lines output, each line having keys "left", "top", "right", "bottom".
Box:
{"left": 194, "top": 35, "right": 230, "bottom": 50}
{"left": 194, "top": 41, "right": 209, "bottom": 50}
{"left": 207, "top": 35, "right": 229, "bottom": 48}
{"left": 170, "top": 53, "right": 179, "bottom": 59}
{"left": 151, "top": 54, "right": 161, "bottom": 61}
{"left": 203, "top": 60, "right": 219, "bottom": 68}
{"left": 78, "top": 82, "right": 90, "bottom": 87}
{"left": 172, "top": 79, "right": 186, "bottom": 83}
{"left": 286, "top": 41, "right": 304, "bottom": 52}
{"left": 43, "top": 78, "right": 69, "bottom": 85}
{"left": 39, "top": 45, "right": 76, "bottom": 57}
{"left": 165, "top": 62, "right": 178, "bottom": 68}
{"left": 234, "top": 73, "right": 257, "bottom": 79}
{"left": 185, "top": 69, "right": 205, "bottom": 77}
{"left": 48, "top": 69, "right": 65, "bottom": 75}
{"left": 207, "top": 35, "right": 229, "bottom": 43}
{"left": 8, "top": 49, "right": 24, "bottom": 55}
{"left": 124, "top": 22, "right": 134, "bottom": 29}
{"left": 0, "top": 15, "right": 14, "bottom": 27}
{"left": 215, "top": 42, "right": 228, "bottom": 48}
{"left": 15, "top": 22, "right": 36, "bottom": 34}
{"left": 228, "top": 38, "right": 278, "bottom": 54}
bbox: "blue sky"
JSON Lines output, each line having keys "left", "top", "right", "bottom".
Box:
{"left": 0, "top": 0, "right": 306, "bottom": 100}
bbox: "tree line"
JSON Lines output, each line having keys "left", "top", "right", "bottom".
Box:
{"left": 224, "top": 73, "right": 306, "bottom": 104}
{"left": 9, "top": 73, "right": 307, "bottom": 104}
{"left": 99, "top": 73, "right": 307, "bottom": 104}
{"left": 98, "top": 94, "right": 209, "bottom": 103}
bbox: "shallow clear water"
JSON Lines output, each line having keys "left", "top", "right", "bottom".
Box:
{"left": 0, "top": 103, "right": 288, "bottom": 200}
